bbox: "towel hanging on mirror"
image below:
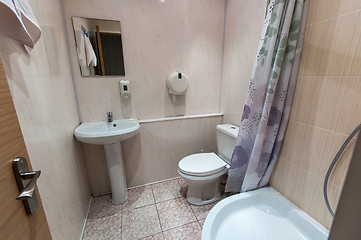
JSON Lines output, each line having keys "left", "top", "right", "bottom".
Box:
{"left": 0, "top": 0, "right": 41, "bottom": 52}
{"left": 84, "top": 34, "right": 97, "bottom": 67}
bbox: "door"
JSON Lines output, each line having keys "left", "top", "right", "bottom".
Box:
{"left": 0, "top": 59, "right": 51, "bottom": 239}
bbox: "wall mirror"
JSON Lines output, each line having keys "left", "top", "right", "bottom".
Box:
{"left": 71, "top": 17, "right": 125, "bottom": 77}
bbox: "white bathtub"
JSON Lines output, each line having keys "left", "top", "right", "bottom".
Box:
{"left": 202, "top": 187, "right": 329, "bottom": 240}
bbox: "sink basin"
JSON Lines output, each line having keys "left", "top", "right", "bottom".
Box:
{"left": 74, "top": 118, "right": 140, "bottom": 205}
{"left": 74, "top": 118, "right": 140, "bottom": 145}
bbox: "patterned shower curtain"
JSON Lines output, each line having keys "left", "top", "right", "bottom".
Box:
{"left": 225, "top": 0, "right": 309, "bottom": 193}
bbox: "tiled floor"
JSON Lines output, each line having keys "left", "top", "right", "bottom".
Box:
{"left": 82, "top": 178, "right": 218, "bottom": 240}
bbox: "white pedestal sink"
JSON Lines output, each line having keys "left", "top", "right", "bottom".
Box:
{"left": 74, "top": 118, "right": 140, "bottom": 204}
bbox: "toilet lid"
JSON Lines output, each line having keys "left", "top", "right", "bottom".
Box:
{"left": 178, "top": 153, "right": 227, "bottom": 176}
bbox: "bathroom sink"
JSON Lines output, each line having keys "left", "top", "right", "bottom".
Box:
{"left": 74, "top": 117, "right": 140, "bottom": 205}
{"left": 74, "top": 118, "right": 140, "bottom": 145}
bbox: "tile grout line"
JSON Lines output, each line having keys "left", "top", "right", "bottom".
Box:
{"left": 128, "top": 196, "right": 183, "bottom": 211}
{"left": 108, "top": 178, "right": 208, "bottom": 239}
{"left": 176, "top": 178, "right": 202, "bottom": 229}
{"left": 79, "top": 196, "right": 93, "bottom": 240}
{"left": 151, "top": 185, "right": 165, "bottom": 238}
{"left": 188, "top": 201, "right": 202, "bottom": 229}
{"left": 157, "top": 178, "right": 202, "bottom": 234}
{"left": 162, "top": 220, "right": 201, "bottom": 234}
{"left": 120, "top": 201, "right": 122, "bottom": 240}
{"left": 306, "top": 8, "right": 361, "bottom": 27}
{"left": 128, "top": 176, "right": 182, "bottom": 190}
{"left": 290, "top": 120, "right": 357, "bottom": 136}
{"left": 218, "top": 0, "right": 228, "bottom": 114}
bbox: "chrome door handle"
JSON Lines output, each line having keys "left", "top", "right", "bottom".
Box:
{"left": 16, "top": 170, "right": 41, "bottom": 200}
{"left": 12, "top": 157, "right": 41, "bottom": 215}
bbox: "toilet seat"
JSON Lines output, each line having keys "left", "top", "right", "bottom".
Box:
{"left": 178, "top": 153, "right": 227, "bottom": 177}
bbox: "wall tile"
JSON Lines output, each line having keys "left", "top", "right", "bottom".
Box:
{"left": 295, "top": 76, "right": 344, "bottom": 130}
{"left": 349, "top": 13, "right": 361, "bottom": 76}
{"left": 297, "top": 26, "right": 312, "bottom": 76}
{"left": 309, "top": 179, "right": 341, "bottom": 229}
{"left": 332, "top": 77, "right": 361, "bottom": 134}
{"left": 278, "top": 121, "right": 295, "bottom": 160}
{"left": 62, "top": 0, "right": 225, "bottom": 122}
{"left": 308, "top": 0, "right": 361, "bottom": 24}
{"left": 270, "top": 2, "right": 361, "bottom": 230}
{"left": 269, "top": 157, "right": 287, "bottom": 192}
{"left": 123, "top": 116, "right": 222, "bottom": 187}
{"left": 282, "top": 161, "right": 318, "bottom": 213}
{"left": 0, "top": 0, "right": 91, "bottom": 239}
{"left": 221, "top": 0, "right": 268, "bottom": 125}
{"left": 289, "top": 124, "right": 328, "bottom": 179}
{"left": 318, "top": 132, "right": 356, "bottom": 188}
{"left": 305, "top": 0, "right": 316, "bottom": 25}
{"left": 303, "top": 13, "right": 358, "bottom": 77}
{"left": 288, "top": 77, "right": 302, "bottom": 121}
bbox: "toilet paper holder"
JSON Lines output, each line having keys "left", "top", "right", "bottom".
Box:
{"left": 166, "top": 71, "right": 189, "bottom": 95}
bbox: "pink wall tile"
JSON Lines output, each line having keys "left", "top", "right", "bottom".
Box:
{"left": 0, "top": 0, "right": 90, "bottom": 239}
{"left": 221, "top": 0, "right": 268, "bottom": 125}
{"left": 62, "top": 0, "right": 225, "bottom": 122}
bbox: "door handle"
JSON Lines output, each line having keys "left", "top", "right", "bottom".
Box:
{"left": 16, "top": 170, "right": 41, "bottom": 200}
{"left": 12, "top": 157, "right": 41, "bottom": 215}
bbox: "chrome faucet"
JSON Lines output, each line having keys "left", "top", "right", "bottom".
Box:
{"left": 107, "top": 112, "right": 113, "bottom": 122}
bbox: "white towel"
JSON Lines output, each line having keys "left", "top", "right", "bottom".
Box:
{"left": 84, "top": 34, "right": 97, "bottom": 67}
{"left": 78, "top": 33, "right": 87, "bottom": 66}
{"left": 0, "top": 0, "right": 41, "bottom": 51}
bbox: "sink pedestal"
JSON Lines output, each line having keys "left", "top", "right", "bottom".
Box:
{"left": 103, "top": 142, "right": 127, "bottom": 205}
{"left": 74, "top": 118, "right": 140, "bottom": 205}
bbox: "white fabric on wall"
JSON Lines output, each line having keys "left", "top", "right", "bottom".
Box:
{"left": 0, "top": 0, "right": 41, "bottom": 51}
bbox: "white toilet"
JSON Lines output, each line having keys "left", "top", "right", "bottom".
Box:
{"left": 178, "top": 124, "right": 238, "bottom": 205}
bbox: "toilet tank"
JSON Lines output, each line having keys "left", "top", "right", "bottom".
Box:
{"left": 216, "top": 124, "right": 239, "bottom": 164}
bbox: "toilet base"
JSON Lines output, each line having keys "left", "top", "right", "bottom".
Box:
{"left": 178, "top": 169, "right": 228, "bottom": 206}
{"left": 187, "top": 192, "right": 222, "bottom": 206}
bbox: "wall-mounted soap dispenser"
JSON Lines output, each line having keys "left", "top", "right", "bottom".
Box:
{"left": 166, "top": 72, "right": 189, "bottom": 95}
{"left": 120, "top": 80, "right": 131, "bottom": 98}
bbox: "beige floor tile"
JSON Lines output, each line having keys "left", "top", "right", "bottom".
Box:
{"left": 140, "top": 232, "right": 164, "bottom": 240}
{"left": 157, "top": 198, "right": 197, "bottom": 231}
{"left": 88, "top": 195, "right": 121, "bottom": 220}
{"left": 198, "top": 219, "right": 206, "bottom": 229}
{"left": 122, "top": 205, "right": 161, "bottom": 240}
{"left": 163, "top": 222, "right": 201, "bottom": 240}
{"left": 189, "top": 201, "right": 218, "bottom": 220}
{"left": 152, "top": 179, "right": 182, "bottom": 203}
{"left": 122, "top": 185, "right": 155, "bottom": 210}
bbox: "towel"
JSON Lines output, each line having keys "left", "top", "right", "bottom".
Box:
{"left": 78, "top": 33, "right": 87, "bottom": 66}
{"left": 0, "top": 0, "right": 41, "bottom": 51}
{"left": 84, "top": 34, "right": 97, "bottom": 67}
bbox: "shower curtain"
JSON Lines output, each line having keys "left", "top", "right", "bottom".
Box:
{"left": 225, "top": 0, "right": 309, "bottom": 192}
